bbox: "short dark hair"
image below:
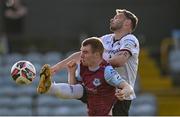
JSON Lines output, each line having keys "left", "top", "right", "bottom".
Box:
{"left": 116, "top": 9, "right": 138, "bottom": 32}
{"left": 82, "top": 37, "right": 104, "bottom": 56}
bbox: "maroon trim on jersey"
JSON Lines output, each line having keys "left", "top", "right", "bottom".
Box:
{"left": 120, "top": 49, "right": 132, "bottom": 56}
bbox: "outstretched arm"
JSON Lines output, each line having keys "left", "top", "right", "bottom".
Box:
{"left": 51, "top": 51, "right": 80, "bottom": 75}
{"left": 67, "top": 60, "right": 78, "bottom": 85}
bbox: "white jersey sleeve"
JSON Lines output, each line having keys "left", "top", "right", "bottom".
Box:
{"left": 120, "top": 34, "right": 139, "bottom": 56}
{"left": 104, "top": 65, "right": 125, "bottom": 87}
{"left": 75, "top": 64, "right": 82, "bottom": 82}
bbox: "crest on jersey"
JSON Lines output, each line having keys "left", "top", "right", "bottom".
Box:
{"left": 93, "top": 78, "right": 101, "bottom": 87}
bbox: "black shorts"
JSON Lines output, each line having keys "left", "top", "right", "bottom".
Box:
{"left": 112, "top": 100, "right": 132, "bottom": 116}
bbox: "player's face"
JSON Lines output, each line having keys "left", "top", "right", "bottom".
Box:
{"left": 80, "top": 45, "right": 96, "bottom": 66}
{"left": 110, "top": 13, "right": 126, "bottom": 32}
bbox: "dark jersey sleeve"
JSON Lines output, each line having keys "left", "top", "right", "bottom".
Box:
{"left": 77, "top": 84, "right": 87, "bottom": 103}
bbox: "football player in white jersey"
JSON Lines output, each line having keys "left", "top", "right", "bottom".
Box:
{"left": 100, "top": 9, "right": 139, "bottom": 115}
{"left": 37, "top": 9, "right": 139, "bottom": 116}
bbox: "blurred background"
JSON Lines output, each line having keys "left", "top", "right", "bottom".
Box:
{"left": 0, "top": 0, "right": 180, "bottom": 116}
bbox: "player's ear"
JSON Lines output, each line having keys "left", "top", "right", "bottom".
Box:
{"left": 124, "top": 19, "right": 131, "bottom": 27}
{"left": 95, "top": 52, "right": 101, "bottom": 58}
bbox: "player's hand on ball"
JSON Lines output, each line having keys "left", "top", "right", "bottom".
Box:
{"left": 67, "top": 59, "right": 77, "bottom": 73}
{"left": 37, "top": 64, "right": 52, "bottom": 94}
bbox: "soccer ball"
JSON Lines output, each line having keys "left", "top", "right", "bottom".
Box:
{"left": 11, "top": 60, "right": 36, "bottom": 85}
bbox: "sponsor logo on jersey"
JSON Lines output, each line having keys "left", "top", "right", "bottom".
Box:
{"left": 105, "top": 48, "right": 121, "bottom": 54}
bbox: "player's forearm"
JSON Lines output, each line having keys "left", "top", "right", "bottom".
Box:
{"left": 51, "top": 52, "right": 80, "bottom": 74}
{"left": 108, "top": 51, "right": 130, "bottom": 67}
{"left": 51, "top": 59, "right": 69, "bottom": 75}
{"left": 68, "top": 71, "right": 77, "bottom": 85}
{"left": 108, "top": 55, "right": 127, "bottom": 67}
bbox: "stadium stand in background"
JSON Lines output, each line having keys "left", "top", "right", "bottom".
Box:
{"left": 0, "top": 0, "right": 180, "bottom": 115}
{"left": 139, "top": 29, "right": 180, "bottom": 115}
{"left": 160, "top": 30, "right": 180, "bottom": 86}
{"left": 0, "top": 29, "right": 180, "bottom": 116}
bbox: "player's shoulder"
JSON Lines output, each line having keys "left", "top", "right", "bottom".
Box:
{"left": 100, "top": 33, "right": 114, "bottom": 40}
{"left": 122, "top": 34, "right": 139, "bottom": 45}
{"left": 123, "top": 34, "right": 138, "bottom": 41}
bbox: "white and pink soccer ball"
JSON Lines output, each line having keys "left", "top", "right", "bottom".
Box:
{"left": 11, "top": 60, "right": 36, "bottom": 85}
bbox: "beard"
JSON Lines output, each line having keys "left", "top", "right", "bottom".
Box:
{"left": 110, "top": 26, "right": 119, "bottom": 32}
{"left": 110, "top": 19, "right": 123, "bottom": 32}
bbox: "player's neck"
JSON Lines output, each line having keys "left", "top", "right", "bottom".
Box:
{"left": 114, "top": 30, "right": 130, "bottom": 40}
{"left": 88, "top": 58, "right": 103, "bottom": 71}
